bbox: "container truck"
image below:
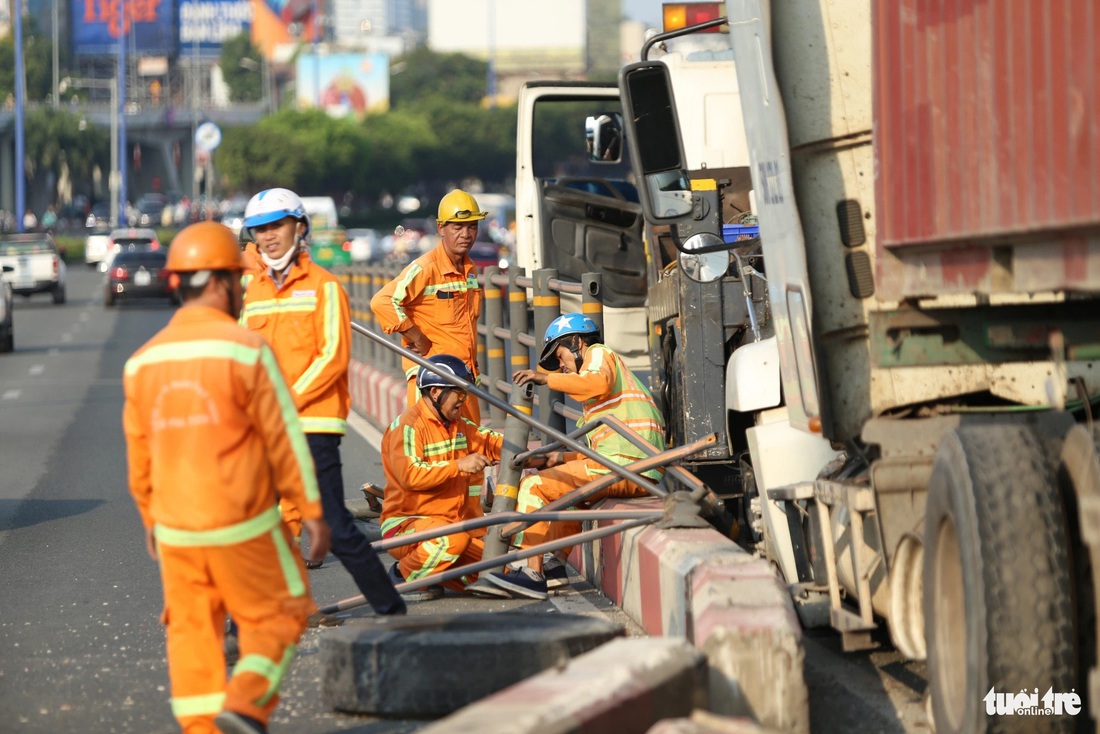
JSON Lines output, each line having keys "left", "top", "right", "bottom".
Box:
{"left": 611, "top": 1, "right": 1100, "bottom": 732}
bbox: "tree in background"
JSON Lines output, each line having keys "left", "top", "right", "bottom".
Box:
{"left": 0, "top": 16, "right": 60, "bottom": 103}
{"left": 390, "top": 47, "right": 489, "bottom": 109}
{"left": 220, "top": 32, "right": 264, "bottom": 103}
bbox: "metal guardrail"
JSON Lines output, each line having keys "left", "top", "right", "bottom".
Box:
{"left": 319, "top": 261, "right": 725, "bottom": 613}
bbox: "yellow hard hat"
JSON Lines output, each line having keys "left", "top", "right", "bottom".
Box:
{"left": 167, "top": 222, "right": 247, "bottom": 272}
{"left": 437, "top": 189, "right": 488, "bottom": 224}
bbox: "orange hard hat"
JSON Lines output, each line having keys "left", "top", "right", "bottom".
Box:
{"left": 167, "top": 222, "right": 247, "bottom": 272}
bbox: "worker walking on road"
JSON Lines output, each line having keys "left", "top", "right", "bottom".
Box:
{"left": 485, "top": 313, "right": 666, "bottom": 600}
{"left": 123, "top": 222, "right": 331, "bottom": 734}
{"left": 240, "top": 187, "right": 405, "bottom": 616}
{"left": 380, "top": 355, "right": 503, "bottom": 596}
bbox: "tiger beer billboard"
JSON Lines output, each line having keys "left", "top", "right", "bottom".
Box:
{"left": 73, "top": 0, "right": 177, "bottom": 56}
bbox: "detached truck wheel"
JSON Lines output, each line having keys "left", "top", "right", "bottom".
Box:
{"left": 923, "top": 423, "right": 1076, "bottom": 734}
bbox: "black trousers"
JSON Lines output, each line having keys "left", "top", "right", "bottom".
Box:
{"left": 308, "top": 433, "right": 406, "bottom": 616}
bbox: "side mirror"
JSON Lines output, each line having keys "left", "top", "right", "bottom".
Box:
{"left": 619, "top": 61, "right": 693, "bottom": 223}
{"left": 585, "top": 112, "right": 624, "bottom": 163}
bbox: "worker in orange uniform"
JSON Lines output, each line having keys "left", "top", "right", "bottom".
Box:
{"left": 371, "top": 189, "right": 490, "bottom": 515}
{"left": 380, "top": 355, "right": 504, "bottom": 596}
{"left": 240, "top": 187, "right": 405, "bottom": 616}
{"left": 484, "top": 313, "right": 666, "bottom": 601}
{"left": 123, "top": 222, "right": 332, "bottom": 734}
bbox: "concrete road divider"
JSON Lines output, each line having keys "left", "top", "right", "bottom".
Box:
{"left": 574, "top": 498, "right": 808, "bottom": 734}
{"left": 320, "top": 612, "right": 623, "bottom": 717}
{"left": 419, "top": 637, "right": 708, "bottom": 734}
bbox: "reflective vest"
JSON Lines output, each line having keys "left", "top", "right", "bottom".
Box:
{"left": 546, "top": 344, "right": 666, "bottom": 479}
{"left": 370, "top": 244, "right": 481, "bottom": 382}
{"left": 379, "top": 398, "right": 503, "bottom": 537}
{"left": 241, "top": 252, "right": 351, "bottom": 434}
{"left": 122, "top": 306, "right": 321, "bottom": 536}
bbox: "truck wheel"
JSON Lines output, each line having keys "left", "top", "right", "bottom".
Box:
{"left": 52, "top": 284, "right": 66, "bottom": 305}
{"left": 923, "top": 424, "right": 1076, "bottom": 734}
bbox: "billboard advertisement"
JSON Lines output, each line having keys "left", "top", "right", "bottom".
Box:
{"left": 73, "top": 0, "right": 177, "bottom": 57}
{"left": 296, "top": 53, "right": 390, "bottom": 118}
{"left": 178, "top": 0, "right": 252, "bottom": 53}
{"left": 250, "top": 0, "right": 314, "bottom": 59}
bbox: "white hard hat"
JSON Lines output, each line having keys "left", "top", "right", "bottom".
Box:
{"left": 243, "top": 188, "right": 311, "bottom": 243}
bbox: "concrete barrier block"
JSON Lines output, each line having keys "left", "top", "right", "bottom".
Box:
{"left": 690, "top": 560, "right": 807, "bottom": 734}
{"left": 420, "top": 637, "right": 709, "bottom": 734}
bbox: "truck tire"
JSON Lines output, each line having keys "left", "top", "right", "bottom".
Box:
{"left": 321, "top": 612, "right": 623, "bottom": 717}
{"left": 923, "top": 423, "right": 1076, "bottom": 734}
{"left": 52, "top": 284, "right": 66, "bottom": 305}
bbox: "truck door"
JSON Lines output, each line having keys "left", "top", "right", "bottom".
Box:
{"left": 515, "top": 83, "right": 649, "bottom": 368}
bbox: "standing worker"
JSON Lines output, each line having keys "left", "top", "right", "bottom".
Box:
{"left": 380, "top": 355, "right": 504, "bottom": 595}
{"left": 123, "top": 222, "right": 331, "bottom": 734}
{"left": 240, "top": 187, "right": 405, "bottom": 616}
{"left": 371, "top": 189, "right": 490, "bottom": 515}
{"left": 484, "top": 313, "right": 666, "bottom": 600}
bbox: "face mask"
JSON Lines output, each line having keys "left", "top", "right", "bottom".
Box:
{"left": 261, "top": 244, "right": 298, "bottom": 272}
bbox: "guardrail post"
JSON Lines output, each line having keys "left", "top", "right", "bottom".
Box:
{"left": 533, "top": 268, "right": 565, "bottom": 437}
{"left": 384, "top": 263, "right": 401, "bottom": 373}
{"left": 508, "top": 268, "right": 530, "bottom": 399}
{"left": 581, "top": 272, "right": 604, "bottom": 338}
{"left": 467, "top": 382, "right": 536, "bottom": 594}
{"left": 482, "top": 265, "right": 505, "bottom": 427}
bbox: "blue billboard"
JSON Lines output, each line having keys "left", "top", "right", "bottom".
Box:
{"left": 178, "top": 0, "right": 252, "bottom": 53}
{"left": 73, "top": 0, "right": 178, "bottom": 57}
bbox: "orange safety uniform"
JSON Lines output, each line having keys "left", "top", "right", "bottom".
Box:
{"left": 123, "top": 305, "right": 321, "bottom": 734}
{"left": 379, "top": 398, "right": 503, "bottom": 591}
{"left": 371, "top": 243, "right": 486, "bottom": 513}
{"left": 514, "top": 343, "right": 665, "bottom": 549}
{"left": 241, "top": 251, "right": 351, "bottom": 537}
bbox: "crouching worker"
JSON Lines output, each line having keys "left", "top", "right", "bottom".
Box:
{"left": 122, "top": 222, "right": 331, "bottom": 734}
{"left": 380, "top": 355, "right": 503, "bottom": 597}
{"left": 485, "top": 313, "right": 666, "bottom": 600}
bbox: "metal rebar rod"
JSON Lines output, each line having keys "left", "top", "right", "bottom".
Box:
{"left": 351, "top": 320, "right": 667, "bottom": 496}
{"left": 320, "top": 514, "right": 658, "bottom": 614}
{"left": 372, "top": 508, "right": 660, "bottom": 553}
{"left": 498, "top": 433, "right": 716, "bottom": 538}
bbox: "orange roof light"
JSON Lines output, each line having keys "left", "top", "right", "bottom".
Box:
{"left": 662, "top": 2, "right": 726, "bottom": 32}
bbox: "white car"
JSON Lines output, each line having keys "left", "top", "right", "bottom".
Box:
{"left": 85, "top": 227, "right": 113, "bottom": 267}
{"left": 0, "top": 233, "right": 67, "bottom": 304}
{"left": 347, "top": 228, "right": 383, "bottom": 262}
{"left": 102, "top": 228, "right": 162, "bottom": 271}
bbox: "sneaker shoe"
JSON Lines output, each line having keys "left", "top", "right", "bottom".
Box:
{"left": 389, "top": 562, "right": 444, "bottom": 602}
{"left": 214, "top": 710, "right": 268, "bottom": 734}
{"left": 304, "top": 557, "right": 323, "bottom": 570}
{"left": 486, "top": 565, "right": 548, "bottom": 600}
{"left": 543, "top": 556, "right": 571, "bottom": 590}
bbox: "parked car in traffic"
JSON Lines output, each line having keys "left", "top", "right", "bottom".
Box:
{"left": 347, "top": 228, "right": 384, "bottom": 263}
{"left": 104, "top": 248, "right": 176, "bottom": 307}
{"left": 85, "top": 226, "right": 113, "bottom": 268}
{"left": 0, "top": 233, "right": 67, "bottom": 304}
{"left": 0, "top": 264, "right": 13, "bottom": 352}
{"left": 131, "top": 194, "right": 168, "bottom": 227}
{"left": 104, "top": 228, "right": 161, "bottom": 270}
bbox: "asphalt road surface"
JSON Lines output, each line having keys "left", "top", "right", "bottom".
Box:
{"left": 0, "top": 267, "right": 929, "bottom": 733}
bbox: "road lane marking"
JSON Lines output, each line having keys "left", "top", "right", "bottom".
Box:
{"left": 2, "top": 389, "right": 21, "bottom": 400}
{"left": 348, "top": 410, "right": 384, "bottom": 448}
{"left": 29, "top": 365, "right": 44, "bottom": 376}
{"left": 61, "top": 333, "right": 73, "bottom": 343}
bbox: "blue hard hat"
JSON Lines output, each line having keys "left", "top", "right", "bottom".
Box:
{"left": 417, "top": 354, "right": 474, "bottom": 391}
{"left": 539, "top": 313, "right": 600, "bottom": 370}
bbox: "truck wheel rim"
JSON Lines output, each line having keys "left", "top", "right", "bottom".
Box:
{"left": 932, "top": 516, "right": 967, "bottom": 730}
